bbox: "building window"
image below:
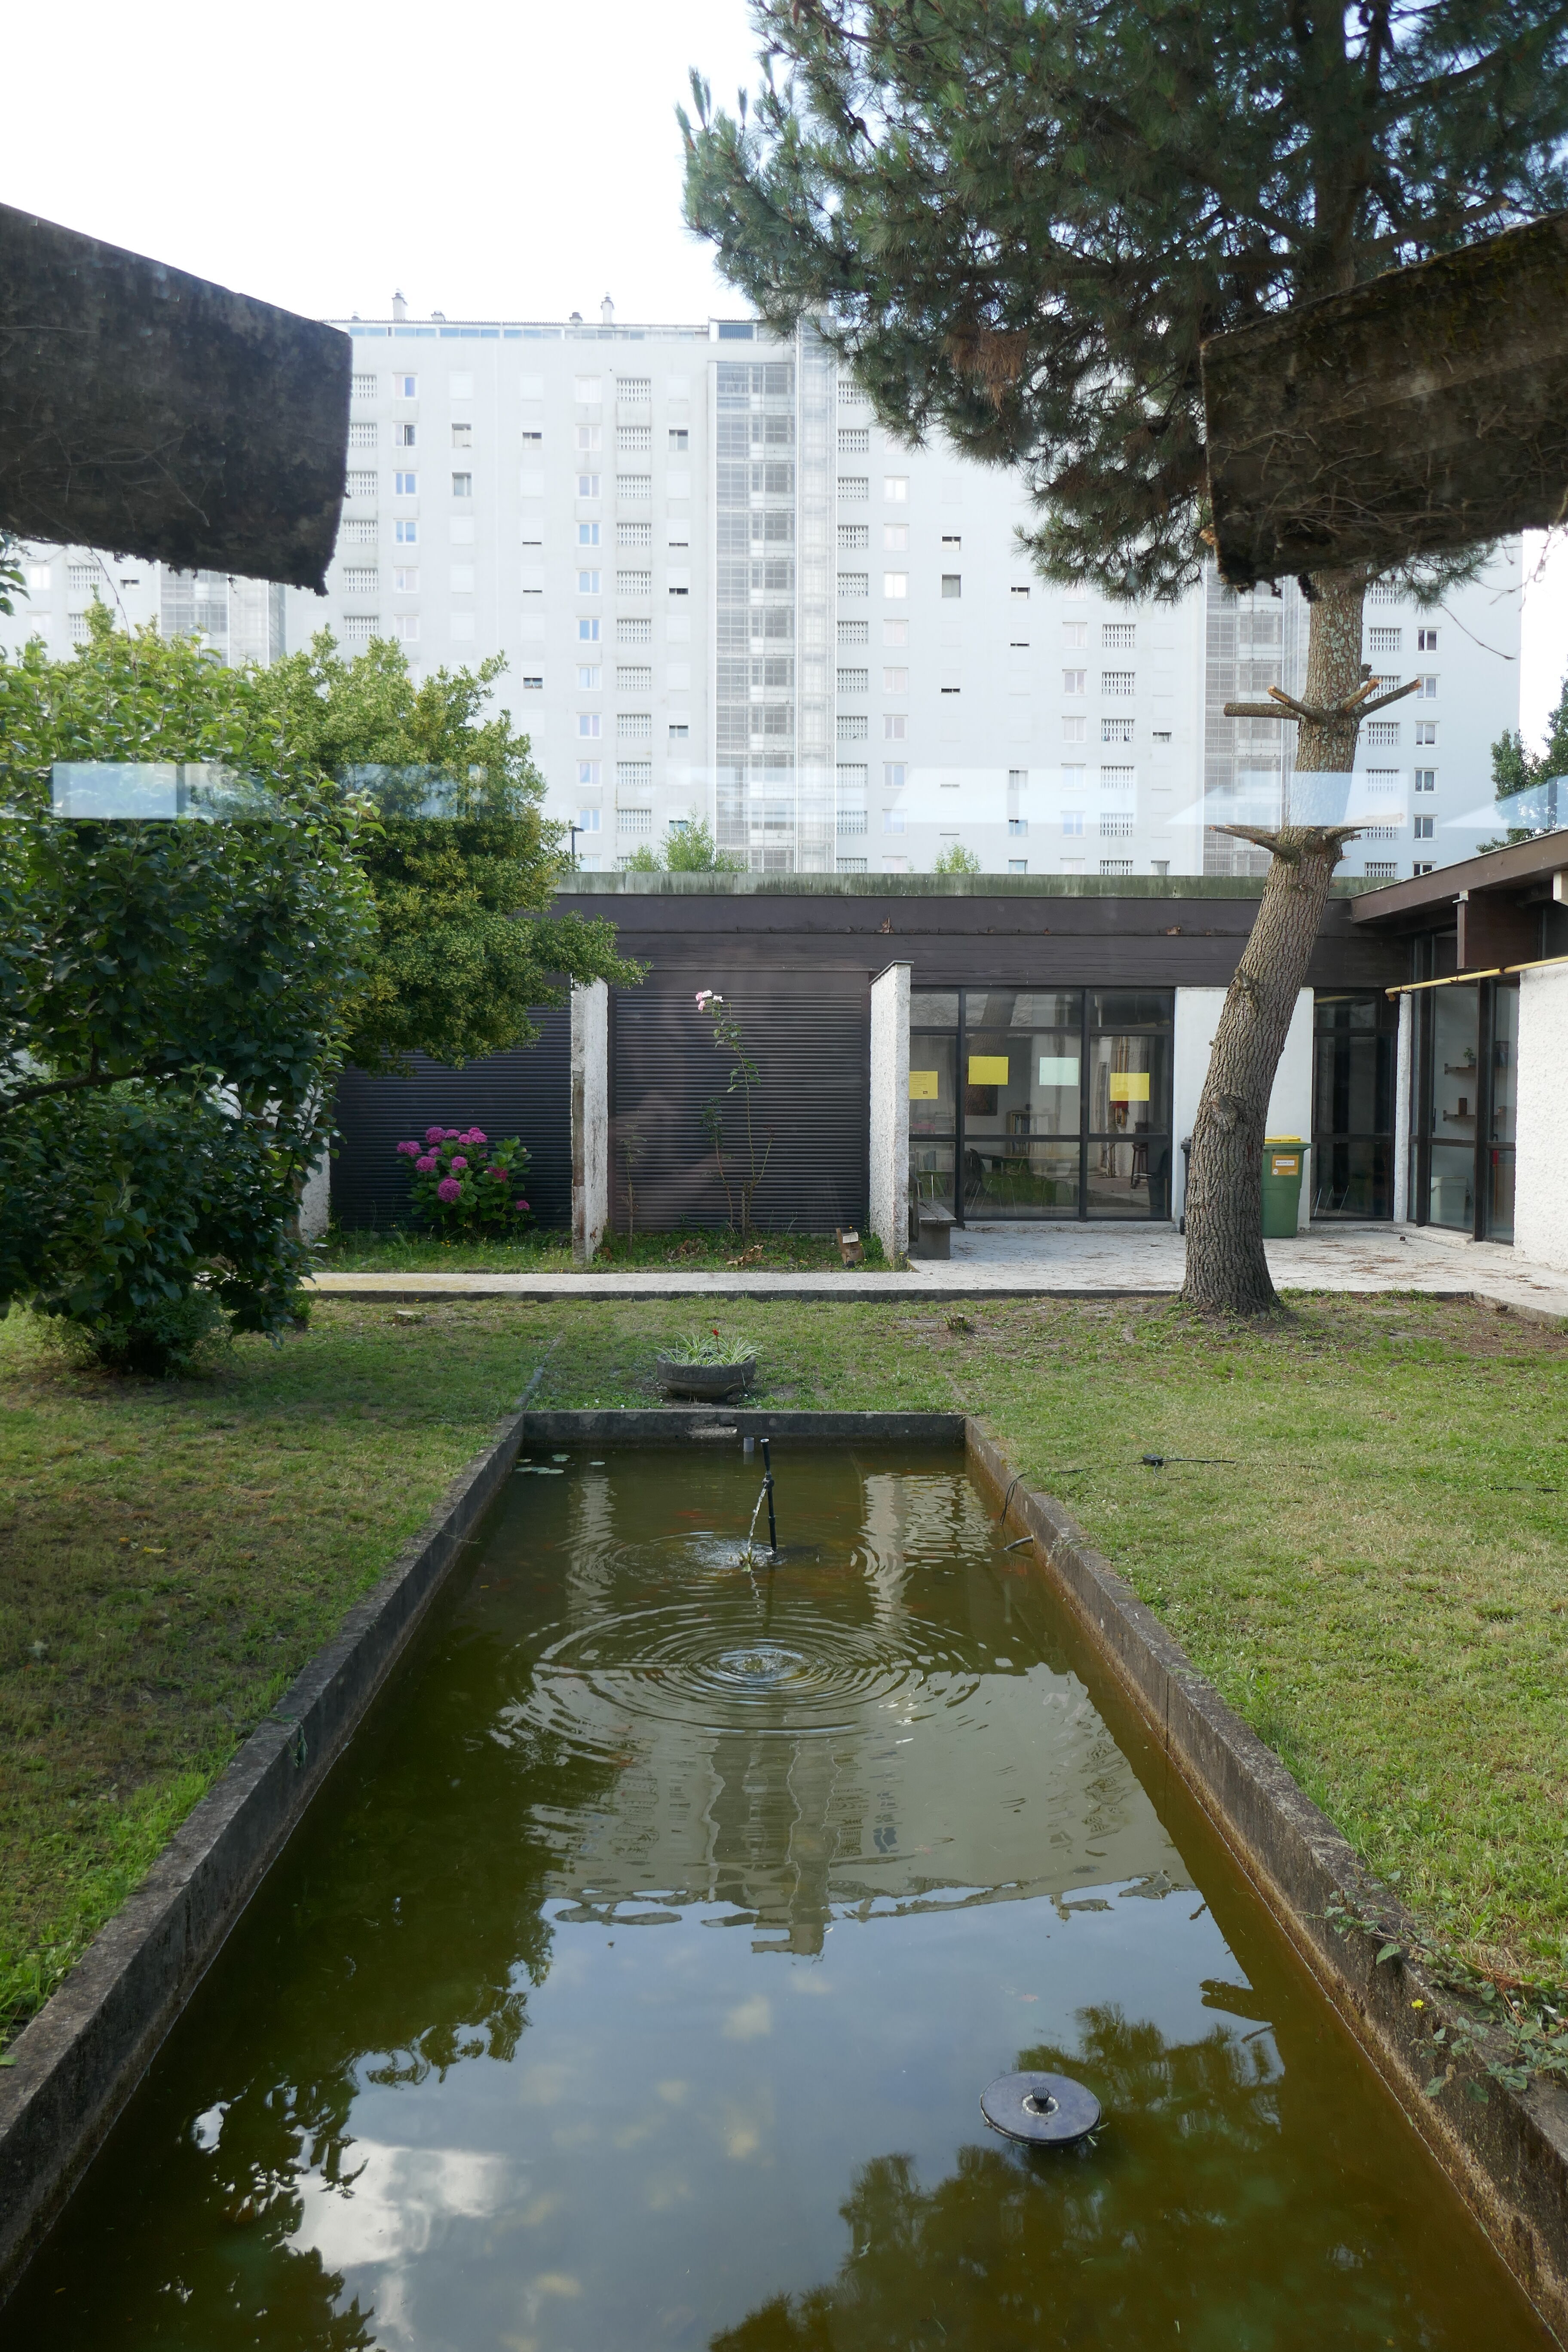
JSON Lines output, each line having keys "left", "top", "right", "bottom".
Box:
{"left": 1364, "top": 720, "right": 1400, "bottom": 746}
{"left": 617, "top": 521, "right": 652, "bottom": 549}
{"left": 394, "top": 373, "right": 416, "bottom": 398}
{"left": 521, "top": 429, "right": 542, "bottom": 445}
{"left": 575, "top": 426, "right": 603, "bottom": 455}
{"left": 883, "top": 523, "right": 909, "bottom": 551}
{"left": 346, "top": 471, "right": 378, "bottom": 500}
{"left": 451, "top": 423, "right": 473, "bottom": 449}
{"left": 882, "top": 666, "right": 908, "bottom": 692}
{"left": 1008, "top": 817, "right": 1028, "bottom": 836}
{"left": 837, "top": 668, "right": 869, "bottom": 693}
{"left": 576, "top": 474, "right": 601, "bottom": 499}
{"left": 393, "top": 470, "right": 417, "bottom": 496}
{"left": 618, "top": 711, "right": 653, "bottom": 740}
{"left": 1418, "top": 626, "right": 1439, "bottom": 651}
{"left": 577, "top": 522, "right": 601, "bottom": 548}
{"left": 67, "top": 612, "right": 92, "bottom": 643}
{"left": 616, "top": 761, "right": 653, "bottom": 790}
{"left": 883, "top": 619, "right": 909, "bottom": 647}
{"left": 343, "top": 566, "right": 379, "bottom": 593}
{"left": 343, "top": 615, "right": 378, "bottom": 645}
{"left": 618, "top": 374, "right": 652, "bottom": 399}
{"left": 1418, "top": 674, "right": 1438, "bottom": 698}
{"left": 578, "top": 761, "right": 602, "bottom": 786}
{"left": 351, "top": 373, "right": 377, "bottom": 401}
{"left": 578, "top": 808, "right": 601, "bottom": 832}
{"left": 348, "top": 421, "right": 377, "bottom": 450}
{"left": 1062, "top": 621, "right": 1088, "bottom": 650}
{"left": 1365, "top": 860, "right": 1398, "bottom": 879}
{"left": 578, "top": 569, "right": 603, "bottom": 594}
{"left": 1062, "top": 716, "right": 1087, "bottom": 742}
{"left": 839, "top": 427, "right": 870, "bottom": 456}
{"left": 1413, "top": 860, "right": 1436, "bottom": 875}
{"left": 883, "top": 572, "right": 908, "bottom": 599}
{"left": 1062, "top": 810, "right": 1085, "bottom": 836}
{"left": 1102, "top": 717, "right": 1133, "bottom": 744}
{"left": 573, "top": 619, "right": 600, "bottom": 646}
{"left": 617, "top": 473, "right": 652, "bottom": 501}
{"left": 839, "top": 524, "right": 870, "bottom": 551}
{"left": 669, "top": 428, "right": 689, "bottom": 453}
{"left": 395, "top": 614, "right": 419, "bottom": 643}
{"left": 941, "top": 534, "right": 962, "bottom": 552}
{"left": 839, "top": 573, "right": 869, "bottom": 598}
{"left": 617, "top": 616, "right": 651, "bottom": 644}
{"left": 577, "top": 713, "right": 602, "bottom": 738}
{"left": 883, "top": 475, "right": 908, "bottom": 502}
{"left": 618, "top": 807, "right": 653, "bottom": 836}
{"left": 1415, "top": 768, "right": 1436, "bottom": 792}
{"left": 670, "top": 724, "right": 689, "bottom": 741}
{"left": 1101, "top": 766, "right": 1135, "bottom": 792}
{"left": 940, "top": 685, "right": 960, "bottom": 698}
{"left": 394, "top": 519, "right": 418, "bottom": 545}
{"left": 837, "top": 808, "right": 868, "bottom": 835}
{"left": 838, "top": 713, "right": 870, "bottom": 742}
{"left": 342, "top": 519, "right": 377, "bottom": 547}
{"left": 577, "top": 665, "right": 602, "bottom": 689}
{"left": 668, "top": 581, "right": 689, "bottom": 598}
{"left": 1099, "top": 858, "right": 1133, "bottom": 876}
{"left": 1099, "top": 814, "right": 1135, "bottom": 838}
{"left": 838, "top": 855, "right": 869, "bottom": 871}
{"left": 1415, "top": 720, "right": 1437, "bottom": 745}
{"left": 1414, "top": 814, "right": 1435, "bottom": 838}
{"left": 882, "top": 809, "right": 906, "bottom": 833}
{"left": 575, "top": 377, "right": 603, "bottom": 405}
{"left": 1011, "top": 584, "right": 1030, "bottom": 600}
{"left": 617, "top": 425, "right": 652, "bottom": 453}
{"left": 393, "top": 423, "right": 416, "bottom": 448}
{"left": 617, "top": 664, "right": 652, "bottom": 691}
{"left": 617, "top": 569, "right": 652, "bottom": 596}
{"left": 884, "top": 763, "right": 907, "bottom": 789}
{"left": 941, "top": 574, "right": 962, "bottom": 598}
{"left": 839, "top": 475, "right": 869, "bottom": 501}
{"left": 1102, "top": 670, "right": 1136, "bottom": 695}
{"left": 1008, "top": 858, "right": 1028, "bottom": 873}
{"left": 450, "top": 563, "right": 475, "bottom": 593}
{"left": 1063, "top": 668, "right": 1087, "bottom": 695}
{"left": 1369, "top": 626, "right": 1402, "bottom": 654}
{"left": 884, "top": 714, "right": 907, "bottom": 741}
{"left": 838, "top": 623, "right": 870, "bottom": 654}
{"left": 1102, "top": 622, "right": 1135, "bottom": 649}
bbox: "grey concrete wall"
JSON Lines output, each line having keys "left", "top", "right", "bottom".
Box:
{"left": 570, "top": 980, "right": 609, "bottom": 1265}
{"left": 1515, "top": 962, "right": 1568, "bottom": 1272}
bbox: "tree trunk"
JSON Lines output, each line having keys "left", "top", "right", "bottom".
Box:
{"left": 1182, "top": 574, "right": 1368, "bottom": 1316}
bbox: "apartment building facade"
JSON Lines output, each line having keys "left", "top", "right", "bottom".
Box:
{"left": 2, "top": 308, "right": 1522, "bottom": 884}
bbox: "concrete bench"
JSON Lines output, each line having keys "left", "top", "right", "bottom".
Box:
{"left": 913, "top": 1201, "right": 956, "bottom": 1261}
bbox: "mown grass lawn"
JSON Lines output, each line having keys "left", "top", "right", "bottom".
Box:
{"left": 2, "top": 1289, "right": 1564, "bottom": 2051}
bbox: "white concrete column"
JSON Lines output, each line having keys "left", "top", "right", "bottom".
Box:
{"left": 298, "top": 1147, "right": 331, "bottom": 1243}
{"left": 1515, "top": 964, "right": 1568, "bottom": 1272}
{"left": 1172, "top": 985, "right": 1314, "bottom": 1227}
{"left": 571, "top": 980, "right": 609, "bottom": 1265}
{"left": 869, "top": 960, "right": 911, "bottom": 1266}
{"left": 1393, "top": 991, "right": 1413, "bottom": 1224}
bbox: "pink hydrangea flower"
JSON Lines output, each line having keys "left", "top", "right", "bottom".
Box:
{"left": 395, "top": 1140, "right": 420, "bottom": 1158}
{"left": 442, "top": 1128, "right": 461, "bottom": 1140}
{"left": 460, "top": 1127, "right": 487, "bottom": 1145}
{"left": 515, "top": 1199, "right": 530, "bottom": 1211}
{"left": 415, "top": 1153, "right": 438, "bottom": 1174}
{"left": 425, "top": 1125, "right": 446, "bottom": 1145}
{"left": 449, "top": 1155, "right": 469, "bottom": 1173}
{"left": 437, "top": 1176, "right": 462, "bottom": 1203}
{"left": 487, "top": 1165, "right": 505, "bottom": 1179}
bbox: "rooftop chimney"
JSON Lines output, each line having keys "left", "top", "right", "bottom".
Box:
{"left": 392, "top": 289, "right": 407, "bottom": 322}
{"left": 600, "top": 293, "right": 615, "bottom": 325}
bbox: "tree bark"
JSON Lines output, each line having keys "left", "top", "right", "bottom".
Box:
{"left": 1183, "top": 575, "right": 1369, "bottom": 1315}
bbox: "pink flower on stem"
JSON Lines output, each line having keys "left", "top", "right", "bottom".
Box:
{"left": 515, "top": 1199, "right": 530, "bottom": 1212}
{"left": 442, "top": 1128, "right": 461, "bottom": 1140}
{"left": 487, "top": 1165, "right": 505, "bottom": 1179}
{"left": 449, "top": 1156, "right": 469, "bottom": 1173}
{"left": 395, "top": 1140, "right": 421, "bottom": 1158}
{"left": 415, "top": 1154, "right": 438, "bottom": 1174}
{"left": 460, "top": 1127, "right": 487, "bottom": 1145}
{"left": 424, "top": 1125, "right": 446, "bottom": 1145}
{"left": 436, "top": 1177, "right": 462, "bottom": 1204}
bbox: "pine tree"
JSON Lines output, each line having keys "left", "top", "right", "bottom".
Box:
{"left": 683, "top": 0, "right": 1568, "bottom": 1311}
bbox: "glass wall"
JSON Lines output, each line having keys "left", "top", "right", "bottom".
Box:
{"left": 1311, "top": 990, "right": 1397, "bottom": 1218}
{"left": 908, "top": 988, "right": 1173, "bottom": 1222}
{"left": 1411, "top": 977, "right": 1518, "bottom": 1240}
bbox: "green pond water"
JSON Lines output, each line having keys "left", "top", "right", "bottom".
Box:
{"left": 4, "top": 1446, "right": 1549, "bottom": 2350}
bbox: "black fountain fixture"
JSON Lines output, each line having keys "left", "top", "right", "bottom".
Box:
{"left": 741, "top": 1437, "right": 780, "bottom": 1564}
{"left": 980, "top": 2071, "right": 1101, "bottom": 2147}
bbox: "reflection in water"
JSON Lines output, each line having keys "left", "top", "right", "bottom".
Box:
{"left": 1, "top": 1451, "right": 1547, "bottom": 2352}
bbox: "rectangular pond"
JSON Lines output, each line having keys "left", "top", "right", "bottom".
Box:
{"left": 3, "top": 1444, "right": 1549, "bottom": 2349}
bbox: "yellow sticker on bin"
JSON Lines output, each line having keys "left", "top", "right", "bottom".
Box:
{"left": 908, "top": 1069, "right": 940, "bottom": 1100}
{"left": 968, "top": 1056, "right": 1009, "bottom": 1085}
{"left": 1271, "top": 1154, "right": 1300, "bottom": 1175}
{"left": 1108, "top": 1071, "right": 1150, "bottom": 1102}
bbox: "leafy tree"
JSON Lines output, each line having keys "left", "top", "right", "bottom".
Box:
{"left": 682, "top": 0, "right": 1568, "bottom": 1312}
{"left": 933, "top": 842, "right": 980, "bottom": 874}
{"left": 1487, "top": 671, "right": 1568, "bottom": 844}
{"left": 252, "top": 634, "right": 640, "bottom": 1070}
{"left": 619, "top": 813, "right": 746, "bottom": 873}
{"left": 0, "top": 609, "right": 374, "bottom": 1365}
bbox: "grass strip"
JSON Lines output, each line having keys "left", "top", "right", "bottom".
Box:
{"left": 316, "top": 1226, "right": 887, "bottom": 1275}
{"left": 2, "top": 1290, "right": 1564, "bottom": 2055}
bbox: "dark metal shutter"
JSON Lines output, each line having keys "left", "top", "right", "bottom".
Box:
{"left": 610, "top": 968, "right": 869, "bottom": 1234}
{"left": 331, "top": 1010, "right": 572, "bottom": 1231}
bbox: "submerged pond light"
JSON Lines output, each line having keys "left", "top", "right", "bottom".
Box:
{"left": 980, "top": 2071, "right": 1101, "bottom": 2147}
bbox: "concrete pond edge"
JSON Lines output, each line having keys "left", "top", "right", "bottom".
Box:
{"left": 3, "top": 1399, "right": 1564, "bottom": 2334}
{"left": 0, "top": 1400, "right": 533, "bottom": 2305}
{"left": 963, "top": 1421, "right": 1568, "bottom": 2343}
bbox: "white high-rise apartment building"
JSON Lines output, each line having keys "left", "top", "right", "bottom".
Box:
{"left": 3, "top": 302, "right": 1520, "bottom": 882}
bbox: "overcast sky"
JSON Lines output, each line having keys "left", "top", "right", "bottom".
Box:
{"left": 7, "top": 0, "right": 1563, "bottom": 747}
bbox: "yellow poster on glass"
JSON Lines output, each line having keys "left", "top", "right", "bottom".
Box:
{"left": 1109, "top": 1071, "right": 1151, "bottom": 1102}
{"left": 968, "top": 1056, "right": 1009, "bottom": 1085}
{"left": 908, "top": 1070, "right": 940, "bottom": 1100}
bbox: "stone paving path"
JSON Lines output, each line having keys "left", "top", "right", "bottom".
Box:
{"left": 305, "top": 1222, "right": 1568, "bottom": 1318}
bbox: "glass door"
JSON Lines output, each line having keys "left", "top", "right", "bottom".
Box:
{"left": 908, "top": 992, "right": 960, "bottom": 1217}
{"left": 1485, "top": 981, "right": 1518, "bottom": 1242}
{"left": 961, "top": 990, "right": 1084, "bottom": 1219}
{"left": 1312, "top": 991, "right": 1397, "bottom": 1218}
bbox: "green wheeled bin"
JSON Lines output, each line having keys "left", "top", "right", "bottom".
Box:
{"left": 1260, "top": 1136, "right": 1305, "bottom": 1237}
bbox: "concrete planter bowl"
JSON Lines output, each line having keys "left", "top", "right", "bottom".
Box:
{"left": 655, "top": 1354, "right": 756, "bottom": 1401}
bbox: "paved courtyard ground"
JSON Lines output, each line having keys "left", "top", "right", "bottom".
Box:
{"left": 306, "top": 1220, "right": 1568, "bottom": 1316}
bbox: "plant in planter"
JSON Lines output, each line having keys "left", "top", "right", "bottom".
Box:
{"left": 656, "top": 1324, "right": 757, "bottom": 1400}
{"left": 395, "top": 1126, "right": 533, "bottom": 1234}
